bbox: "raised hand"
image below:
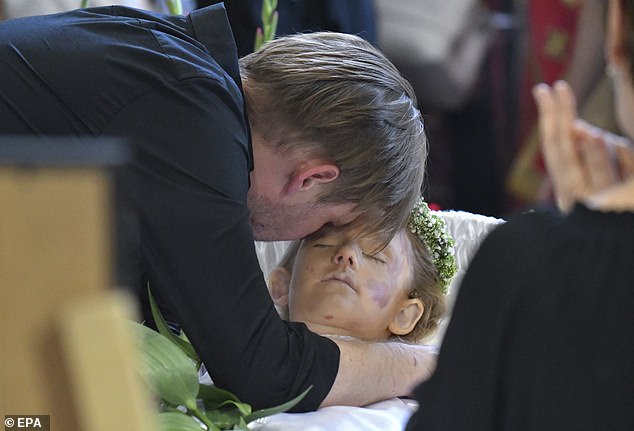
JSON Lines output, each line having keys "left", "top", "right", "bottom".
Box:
{"left": 533, "top": 80, "right": 634, "bottom": 212}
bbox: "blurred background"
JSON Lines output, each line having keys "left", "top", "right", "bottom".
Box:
{"left": 1, "top": 0, "right": 615, "bottom": 218}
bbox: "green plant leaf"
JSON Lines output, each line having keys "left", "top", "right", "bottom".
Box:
{"left": 255, "top": 0, "right": 277, "bottom": 50}
{"left": 131, "top": 322, "right": 199, "bottom": 411}
{"left": 198, "top": 383, "right": 241, "bottom": 404}
{"left": 199, "top": 390, "right": 251, "bottom": 416}
{"left": 261, "top": 0, "right": 272, "bottom": 23}
{"left": 235, "top": 417, "right": 250, "bottom": 431}
{"left": 148, "top": 287, "right": 199, "bottom": 365}
{"left": 203, "top": 406, "right": 245, "bottom": 430}
{"left": 156, "top": 412, "right": 211, "bottom": 431}
{"left": 245, "top": 385, "right": 312, "bottom": 423}
{"left": 218, "top": 400, "right": 251, "bottom": 417}
{"left": 263, "top": 11, "right": 278, "bottom": 44}
{"left": 254, "top": 27, "right": 264, "bottom": 51}
{"left": 165, "top": 0, "right": 183, "bottom": 15}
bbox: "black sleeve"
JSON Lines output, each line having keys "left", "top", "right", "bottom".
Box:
{"left": 407, "top": 209, "right": 634, "bottom": 430}
{"left": 102, "top": 77, "right": 340, "bottom": 411}
{"left": 407, "top": 219, "right": 525, "bottom": 430}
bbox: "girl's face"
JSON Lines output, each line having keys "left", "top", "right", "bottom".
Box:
{"left": 287, "top": 226, "right": 414, "bottom": 340}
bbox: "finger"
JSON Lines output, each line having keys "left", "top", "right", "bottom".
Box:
{"left": 615, "top": 141, "right": 634, "bottom": 178}
{"left": 553, "top": 81, "right": 589, "bottom": 208}
{"left": 579, "top": 135, "right": 619, "bottom": 192}
{"left": 533, "top": 84, "right": 565, "bottom": 173}
{"left": 572, "top": 118, "right": 600, "bottom": 143}
{"left": 534, "top": 81, "right": 585, "bottom": 212}
{"left": 552, "top": 81, "right": 579, "bottom": 167}
{"left": 533, "top": 83, "right": 557, "bottom": 156}
{"left": 534, "top": 83, "right": 572, "bottom": 210}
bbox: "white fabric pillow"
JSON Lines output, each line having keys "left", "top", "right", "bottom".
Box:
{"left": 429, "top": 210, "right": 504, "bottom": 343}
{"left": 250, "top": 397, "right": 419, "bottom": 431}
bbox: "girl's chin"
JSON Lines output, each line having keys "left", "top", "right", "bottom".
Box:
{"left": 303, "top": 321, "right": 353, "bottom": 338}
{"left": 301, "top": 321, "right": 386, "bottom": 341}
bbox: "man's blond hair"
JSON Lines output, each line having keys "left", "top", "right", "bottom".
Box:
{"left": 240, "top": 32, "right": 426, "bottom": 240}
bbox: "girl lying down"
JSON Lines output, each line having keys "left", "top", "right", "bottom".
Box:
{"left": 267, "top": 198, "right": 457, "bottom": 343}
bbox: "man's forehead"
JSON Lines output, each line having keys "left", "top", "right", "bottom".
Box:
{"left": 328, "top": 204, "right": 360, "bottom": 227}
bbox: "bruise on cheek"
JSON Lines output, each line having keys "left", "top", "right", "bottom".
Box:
{"left": 368, "top": 250, "right": 405, "bottom": 308}
{"left": 368, "top": 279, "right": 391, "bottom": 308}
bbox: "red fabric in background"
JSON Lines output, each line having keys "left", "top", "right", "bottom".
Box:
{"left": 510, "top": 0, "right": 581, "bottom": 205}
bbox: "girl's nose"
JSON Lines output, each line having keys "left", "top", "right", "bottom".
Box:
{"left": 332, "top": 243, "right": 357, "bottom": 267}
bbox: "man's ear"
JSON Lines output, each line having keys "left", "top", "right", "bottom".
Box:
{"left": 268, "top": 267, "right": 291, "bottom": 307}
{"left": 285, "top": 163, "right": 340, "bottom": 193}
{"left": 388, "top": 299, "right": 425, "bottom": 336}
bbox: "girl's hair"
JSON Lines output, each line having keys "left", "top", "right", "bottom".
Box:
{"left": 240, "top": 32, "right": 427, "bottom": 245}
{"left": 271, "top": 229, "right": 447, "bottom": 343}
{"left": 400, "top": 229, "right": 447, "bottom": 343}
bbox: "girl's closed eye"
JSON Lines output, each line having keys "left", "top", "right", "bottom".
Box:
{"left": 313, "top": 243, "right": 334, "bottom": 248}
{"left": 363, "top": 253, "right": 386, "bottom": 264}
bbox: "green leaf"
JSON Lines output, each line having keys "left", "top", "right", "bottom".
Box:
{"left": 261, "top": 0, "right": 272, "bottom": 23}
{"left": 254, "top": 27, "right": 264, "bottom": 51}
{"left": 263, "top": 11, "right": 278, "bottom": 44}
{"left": 148, "top": 287, "right": 199, "bottom": 365}
{"left": 198, "top": 383, "right": 241, "bottom": 405}
{"left": 131, "top": 322, "right": 199, "bottom": 410}
{"left": 217, "top": 400, "right": 251, "bottom": 417}
{"left": 255, "top": 0, "right": 277, "bottom": 50}
{"left": 235, "top": 417, "right": 250, "bottom": 431}
{"left": 203, "top": 406, "right": 245, "bottom": 430}
{"left": 165, "top": 0, "right": 183, "bottom": 15}
{"left": 245, "top": 386, "right": 312, "bottom": 423}
{"left": 156, "top": 412, "right": 210, "bottom": 431}
{"left": 199, "top": 385, "right": 251, "bottom": 416}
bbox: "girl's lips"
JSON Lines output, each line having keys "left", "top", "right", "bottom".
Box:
{"left": 323, "top": 273, "right": 356, "bottom": 291}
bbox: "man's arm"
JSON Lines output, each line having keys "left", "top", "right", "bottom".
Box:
{"left": 321, "top": 337, "right": 438, "bottom": 407}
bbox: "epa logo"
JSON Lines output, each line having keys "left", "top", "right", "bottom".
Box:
{"left": 4, "top": 415, "right": 49, "bottom": 430}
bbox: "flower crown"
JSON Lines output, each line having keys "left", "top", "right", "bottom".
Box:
{"left": 407, "top": 198, "right": 457, "bottom": 295}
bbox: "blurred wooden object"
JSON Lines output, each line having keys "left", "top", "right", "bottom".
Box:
{"left": 58, "top": 290, "right": 156, "bottom": 431}
{"left": 0, "top": 138, "right": 153, "bottom": 431}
